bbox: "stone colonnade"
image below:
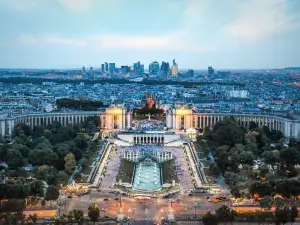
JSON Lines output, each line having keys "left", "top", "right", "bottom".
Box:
{"left": 133, "top": 134, "right": 165, "bottom": 144}
{"left": 166, "top": 111, "right": 300, "bottom": 139}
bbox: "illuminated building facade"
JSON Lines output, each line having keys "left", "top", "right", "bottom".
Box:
{"left": 1, "top": 104, "right": 300, "bottom": 139}
{"left": 166, "top": 104, "right": 300, "bottom": 139}
{"left": 169, "top": 59, "right": 178, "bottom": 78}
{"left": 146, "top": 94, "right": 155, "bottom": 108}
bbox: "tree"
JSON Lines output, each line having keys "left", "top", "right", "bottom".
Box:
{"left": 212, "top": 118, "right": 245, "bottom": 146}
{"left": 215, "top": 205, "right": 235, "bottom": 224}
{"left": 45, "top": 185, "right": 59, "bottom": 205}
{"left": 28, "top": 149, "right": 58, "bottom": 166}
{"left": 88, "top": 204, "right": 100, "bottom": 224}
{"left": 6, "top": 149, "right": 24, "bottom": 169}
{"left": 249, "top": 121, "right": 258, "bottom": 130}
{"left": 240, "top": 151, "right": 255, "bottom": 166}
{"left": 28, "top": 214, "right": 37, "bottom": 224}
{"left": 275, "top": 204, "right": 291, "bottom": 225}
{"left": 33, "top": 136, "right": 52, "bottom": 150}
{"left": 280, "top": 148, "right": 300, "bottom": 168}
{"left": 275, "top": 181, "right": 291, "bottom": 198}
{"left": 290, "top": 205, "right": 298, "bottom": 224}
{"left": 55, "top": 171, "right": 69, "bottom": 186}
{"left": 245, "top": 142, "right": 258, "bottom": 154}
{"left": 230, "top": 186, "right": 241, "bottom": 198}
{"left": 72, "top": 209, "right": 84, "bottom": 225}
{"left": 53, "top": 143, "right": 71, "bottom": 158}
{"left": 262, "top": 150, "right": 280, "bottom": 169}
{"left": 202, "top": 212, "right": 218, "bottom": 225}
{"left": 249, "top": 182, "right": 273, "bottom": 198}
{"left": 36, "top": 165, "right": 57, "bottom": 180}
{"left": 260, "top": 196, "right": 272, "bottom": 211}
{"left": 64, "top": 153, "right": 76, "bottom": 174}
{"left": 29, "top": 180, "right": 45, "bottom": 198}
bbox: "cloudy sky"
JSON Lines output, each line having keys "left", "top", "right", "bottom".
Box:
{"left": 0, "top": 0, "right": 300, "bottom": 69}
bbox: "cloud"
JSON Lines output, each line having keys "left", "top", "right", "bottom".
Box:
{"left": 57, "top": 0, "right": 94, "bottom": 13}
{"left": 17, "top": 34, "right": 87, "bottom": 47}
{"left": 17, "top": 33, "right": 214, "bottom": 52}
{"left": 97, "top": 33, "right": 213, "bottom": 52}
{"left": 224, "top": 0, "right": 300, "bottom": 41}
{"left": 56, "top": 0, "right": 121, "bottom": 13}
{"left": 0, "top": 0, "right": 40, "bottom": 11}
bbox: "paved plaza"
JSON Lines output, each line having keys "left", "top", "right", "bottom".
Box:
{"left": 101, "top": 146, "right": 121, "bottom": 191}
{"left": 165, "top": 146, "right": 195, "bottom": 190}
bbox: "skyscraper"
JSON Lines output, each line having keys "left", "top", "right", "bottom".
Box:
{"left": 109, "top": 63, "right": 116, "bottom": 75}
{"left": 121, "top": 65, "right": 130, "bottom": 74}
{"left": 101, "top": 64, "right": 105, "bottom": 74}
{"left": 149, "top": 61, "right": 160, "bottom": 75}
{"left": 82, "top": 66, "right": 86, "bottom": 73}
{"left": 170, "top": 59, "right": 178, "bottom": 78}
{"left": 133, "top": 61, "right": 141, "bottom": 72}
{"left": 139, "top": 64, "right": 144, "bottom": 75}
{"left": 208, "top": 66, "right": 214, "bottom": 76}
{"left": 160, "top": 61, "right": 170, "bottom": 76}
{"left": 187, "top": 69, "right": 194, "bottom": 77}
{"left": 105, "top": 62, "right": 109, "bottom": 72}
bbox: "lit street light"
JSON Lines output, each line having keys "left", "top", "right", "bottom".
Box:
{"left": 128, "top": 208, "right": 131, "bottom": 219}
{"left": 160, "top": 209, "right": 164, "bottom": 219}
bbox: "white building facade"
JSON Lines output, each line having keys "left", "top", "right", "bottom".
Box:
{"left": 1, "top": 103, "right": 300, "bottom": 139}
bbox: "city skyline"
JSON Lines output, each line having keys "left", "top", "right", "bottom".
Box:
{"left": 0, "top": 0, "right": 300, "bottom": 69}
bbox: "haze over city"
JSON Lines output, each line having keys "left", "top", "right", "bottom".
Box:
{"left": 1, "top": 0, "right": 300, "bottom": 69}
{"left": 1, "top": 1, "right": 300, "bottom": 225}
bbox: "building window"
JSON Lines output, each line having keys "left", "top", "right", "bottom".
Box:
{"left": 113, "top": 115, "right": 118, "bottom": 129}
{"left": 180, "top": 116, "right": 184, "bottom": 129}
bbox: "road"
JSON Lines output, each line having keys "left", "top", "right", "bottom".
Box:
{"left": 66, "top": 190, "right": 226, "bottom": 220}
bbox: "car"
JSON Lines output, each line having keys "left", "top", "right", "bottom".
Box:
{"left": 188, "top": 193, "right": 193, "bottom": 196}
{"left": 67, "top": 195, "right": 72, "bottom": 198}
{"left": 114, "top": 198, "right": 119, "bottom": 201}
{"left": 103, "top": 198, "right": 109, "bottom": 201}
{"left": 207, "top": 199, "right": 213, "bottom": 202}
{"left": 153, "top": 221, "right": 160, "bottom": 225}
{"left": 44, "top": 217, "right": 54, "bottom": 221}
{"left": 97, "top": 189, "right": 101, "bottom": 192}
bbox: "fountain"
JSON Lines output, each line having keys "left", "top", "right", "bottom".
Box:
{"left": 132, "top": 158, "right": 161, "bottom": 191}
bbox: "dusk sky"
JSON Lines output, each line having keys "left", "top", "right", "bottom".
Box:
{"left": 0, "top": 0, "right": 300, "bottom": 69}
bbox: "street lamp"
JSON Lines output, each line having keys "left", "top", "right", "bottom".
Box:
{"left": 128, "top": 209, "right": 131, "bottom": 219}
{"left": 160, "top": 209, "right": 164, "bottom": 219}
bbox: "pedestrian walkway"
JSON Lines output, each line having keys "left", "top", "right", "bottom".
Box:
{"left": 101, "top": 147, "right": 121, "bottom": 190}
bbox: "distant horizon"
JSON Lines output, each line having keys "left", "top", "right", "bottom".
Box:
{"left": 1, "top": 0, "right": 300, "bottom": 69}
{"left": 0, "top": 66, "right": 299, "bottom": 72}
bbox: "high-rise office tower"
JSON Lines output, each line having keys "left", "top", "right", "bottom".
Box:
{"left": 82, "top": 66, "right": 86, "bottom": 73}
{"left": 101, "top": 64, "right": 105, "bottom": 74}
{"left": 149, "top": 61, "right": 160, "bottom": 75}
{"left": 105, "top": 62, "right": 109, "bottom": 72}
{"left": 121, "top": 65, "right": 130, "bottom": 74}
{"left": 208, "top": 66, "right": 214, "bottom": 76}
{"left": 169, "top": 59, "right": 178, "bottom": 78}
{"left": 109, "top": 63, "right": 116, "bottom": 75}
{"left": 160, "top": 61, "right": 170, "bottom": 76}
{"left": 133, "top": 61, "right": 141, "bottom": 72}
{"left": 139, "top": 64, "right": 144, "bottom": 74}
{"left": 187, "top": 69, "right": 194, "bottom": 77}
